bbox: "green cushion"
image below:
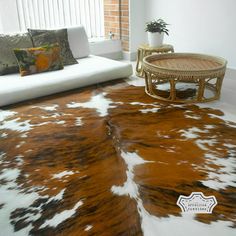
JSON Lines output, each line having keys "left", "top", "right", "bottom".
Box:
{"left": 28, "top": 29, "right": 78, "bottom": 66}
{"left": 0, "top": 33, "right": 33, "bottom": 75}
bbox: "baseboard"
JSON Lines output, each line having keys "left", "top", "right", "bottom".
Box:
{"left": 225, "top": 67, "right": 236, "bottom": 79}
{"left": 122, "top": 51, "right": 137, "bottom": 61}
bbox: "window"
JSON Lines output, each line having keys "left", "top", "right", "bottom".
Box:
{"left": 15, "top": 0, "right": 104, "bottom": 38}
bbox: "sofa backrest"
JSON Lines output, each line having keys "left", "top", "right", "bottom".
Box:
{"left": 67, "top": 26, "right": 90, "bottom": 59}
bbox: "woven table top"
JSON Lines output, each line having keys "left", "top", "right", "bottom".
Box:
{"left": 139, "top": 44, "right": 173, "bottom": 51}
{"left": 153, "top": 57, "right": 222, "bottom": 70}
{"left": 143, "top": 53, "right": 227, "bottom": 79}
{"left": 144, "top": 53, "right": 227, "bottom": 72}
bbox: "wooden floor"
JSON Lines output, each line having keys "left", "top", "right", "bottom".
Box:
{"left": 0, "top": 80, "right": 236, "bottom": 235}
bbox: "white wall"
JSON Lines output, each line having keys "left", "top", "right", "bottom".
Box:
{"left": 144, "top": 0, "right": 236, "bottom": 69}
{"left": 129, "top": 0, "right": 146, "bottom": 53}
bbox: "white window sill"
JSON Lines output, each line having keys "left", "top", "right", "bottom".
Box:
{"left": 89, "top": 38, "right": 122, "bottom": 60}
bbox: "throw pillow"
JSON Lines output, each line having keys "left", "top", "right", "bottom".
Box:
{"left": 13, "top": 43, "right": 64, "bottom": 76}
{"left": 28, "top": 28, "right": 78, "bottom": 66}
{"left": 0, "top": 33, "right": 33, "bottom": 75}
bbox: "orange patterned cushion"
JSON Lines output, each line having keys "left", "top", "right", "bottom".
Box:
{"left": 14, "top": 43, "right": 64, "bottom": 76}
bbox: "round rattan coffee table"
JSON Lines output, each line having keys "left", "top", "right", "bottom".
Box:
{"left": 143, "top": 53, "right": 227, "bottom": 103}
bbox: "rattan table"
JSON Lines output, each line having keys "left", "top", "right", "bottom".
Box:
{"left": 143, "top": 53, "right": 227, "bottom": 103}
{"left": 136, "top": 44, "right": 174, "bottom": 77}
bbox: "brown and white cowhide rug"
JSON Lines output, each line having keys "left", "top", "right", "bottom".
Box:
{"left": 0, "top": 80, "right": 236, "bottom": 236}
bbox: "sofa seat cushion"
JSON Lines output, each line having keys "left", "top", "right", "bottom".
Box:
{"left": 0, "top": 56, "right": 133, "bottom": 107}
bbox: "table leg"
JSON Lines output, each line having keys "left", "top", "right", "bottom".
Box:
{"left": 136, "top": 49, "right": 142, "bottom": 76}
{"left": 169, "top": 79, "right": 176, "bottom": 101}
{"left": 144, "top": 71, "right": 148, "bottom": 92}
{"left": 197, "top": 79, "right": 205, "bottom": 102}
{"left": 215, "top": 76, "right": 224, "bottom": 99}
{"left": 140, "top": 50, "right": 148, "bottom": 77}
{"left": 136, "top": 50, "right": 149, "bottom": 78}
{"left": 144, "top": 71, "right": 153, "bottom": 94}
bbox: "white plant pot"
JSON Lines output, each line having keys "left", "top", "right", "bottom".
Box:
{"left": 147, "top": 32, "right": 164, "bottom": 47}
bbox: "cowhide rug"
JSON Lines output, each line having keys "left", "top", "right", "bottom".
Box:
{"left": 0, "top": 79, "right": 235, "bottom": 236}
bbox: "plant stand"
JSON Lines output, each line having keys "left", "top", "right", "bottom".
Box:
{"left": 136, "top": 44, "right": 174, "bottom": 78}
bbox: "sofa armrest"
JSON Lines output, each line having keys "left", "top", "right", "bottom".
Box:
{"left": 67, "top": 26, "right": 90, "bottom": 59}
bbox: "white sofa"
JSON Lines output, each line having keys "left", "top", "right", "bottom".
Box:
{"left": 0, "top": 26, "right": 133, "bottom": 107}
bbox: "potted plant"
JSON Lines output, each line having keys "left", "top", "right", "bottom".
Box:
{"left": 145, "top": 19, "right": 169, "bottom": 47}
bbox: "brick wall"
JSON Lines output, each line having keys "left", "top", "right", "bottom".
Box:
{"left": 104, "top": 0, "right": 129, "bottom": 52}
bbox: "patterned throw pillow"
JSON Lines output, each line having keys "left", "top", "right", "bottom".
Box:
{"left": 28, "top": 29, "right": 78, "bottom": 66}
{"left": 13, "top": 44, "right": 64, "bottom": 76}
{"left": 0, "top": 33, "right": 33, "bottom": 75}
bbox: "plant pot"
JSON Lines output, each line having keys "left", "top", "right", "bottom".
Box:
{"left": 147, "top": 32, "right": 164, "bottom": 47}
